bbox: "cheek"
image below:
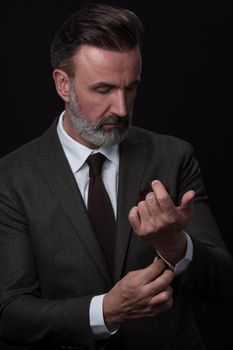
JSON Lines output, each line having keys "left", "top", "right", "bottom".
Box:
{"left": 79, "top": 93, "right": 111, "bottom": 121}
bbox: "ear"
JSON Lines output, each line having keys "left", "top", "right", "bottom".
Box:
{"left": 52, "top": 69, "right": 71, "bottom": 102}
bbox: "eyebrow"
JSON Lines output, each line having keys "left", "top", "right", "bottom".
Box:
{"left": 89, "top": 78, "right": 141, "bottom": 90}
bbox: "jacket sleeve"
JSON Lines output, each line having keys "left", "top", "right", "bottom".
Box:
{"left": 175, "top": 142, "right": 233, "bottom": 299}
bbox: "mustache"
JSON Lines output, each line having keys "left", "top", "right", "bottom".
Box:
{"left": 97, "top": 115, "right": 130, "bottom": 128}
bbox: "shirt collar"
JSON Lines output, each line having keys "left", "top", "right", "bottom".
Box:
{"left": 57, "top": 111, "right": 119, "bottom": 173}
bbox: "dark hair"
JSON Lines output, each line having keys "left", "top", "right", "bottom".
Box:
{"left": 50, "top": 3, "right": 144, "bottom": 76}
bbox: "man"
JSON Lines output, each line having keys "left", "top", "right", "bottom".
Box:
{"left": 0, "top": 3, "right": 232, "bottom": 350}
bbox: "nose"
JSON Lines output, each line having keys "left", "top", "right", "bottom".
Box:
{"left": 110, "top": 90, "right": 128, "bottom": 117}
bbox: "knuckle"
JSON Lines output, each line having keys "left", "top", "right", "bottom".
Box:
{"left": 150, "top": 259, "right": 166, "bottom": 277}
{"left": 138, "top": 200, "right": 146, "bottom": 209}
{"left": 126, "top": 270, "right": 135, "bottom": 279}
{"left": 159, "top": 276, "right": 169, "bottom": 289}
{"left": 162, "top": 299, "right": 173, "bottom": 312}
{"left": 163, "top": 269, "right": 174, "bottom": 283}
{"left": 128, "top": 210, "right": 135, "bottom": 221}
{"left": 125, "top": 271, "right": 140, "bottom": 290}
{"left": 159, "top": 288, "right": 173, "bottom": 304}
{"left": 155, "top": 258, "right": 166, "bottom": 269}
{"left": 146, "top": 192, "right": 154, "bottom": 202}
{"left": 157, "top": 194, "right": 166, "bottom": 204}
{"left": 166, "top": 213, "right": 177, "bottom": 225}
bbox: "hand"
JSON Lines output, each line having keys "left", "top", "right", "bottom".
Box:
{"left": 103, "top": 258, "right": 174, "bottom": 329}
{"left": 128, "top": 180, "right": 195, "bottom": 265}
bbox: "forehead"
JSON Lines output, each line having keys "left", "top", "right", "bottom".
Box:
{"left": 72, "top": 45, "right": 142, "bottom": 83}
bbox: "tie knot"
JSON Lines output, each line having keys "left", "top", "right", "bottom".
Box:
{"left": 86, "top": 153, "right": 106, "bottom": 177}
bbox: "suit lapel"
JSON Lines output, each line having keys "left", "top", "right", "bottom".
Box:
{"left": 114, "top": 136, "right": 147, "bottom": 282}
{"left": 38, "top": 120, "right": 112, "bottom": 286}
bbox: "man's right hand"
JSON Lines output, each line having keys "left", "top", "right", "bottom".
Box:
{"left": 103, "top": 258, "right": 174, "bottom": 330}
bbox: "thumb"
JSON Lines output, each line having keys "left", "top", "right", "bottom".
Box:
{"left": 181, "top": 190, "right": 195, "bottom": 214}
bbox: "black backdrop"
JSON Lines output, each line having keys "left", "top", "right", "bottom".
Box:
{"left": 0, "top": 0, "right": 233, "bottom": 348}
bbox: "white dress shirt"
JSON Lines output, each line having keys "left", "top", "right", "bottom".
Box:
{"left": 57, "top": 111, "right": 193, "bottom": 338}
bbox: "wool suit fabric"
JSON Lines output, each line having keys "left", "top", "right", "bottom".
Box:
{"left": 0, "top": 118, "right": 233, "bottom": 350}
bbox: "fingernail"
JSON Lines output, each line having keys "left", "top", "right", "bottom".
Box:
{"left": 152, "top": 180, "right": 159, "bottom": 186}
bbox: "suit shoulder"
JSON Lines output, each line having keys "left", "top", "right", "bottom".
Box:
{"left": 129, "top": 126, "right": 193, "bottom": 152}
{"left": 0, "top": 137, "right": 40, "bottom": 163}
{"left": 0, "top": 136, "right": 42, "bottom": 183}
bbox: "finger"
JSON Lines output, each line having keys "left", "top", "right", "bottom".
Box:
{"left": 138, "top": 257, "right": 167, "bottom": 284}
{"left": 145, "top": 191, "right": 162, "bottom": 217}
{"left": 181, "top": 190, "right": 195, "bottom": 214}
{"left": 144, "top": 268, "right": 174, "bottom": 296}
{"left": 127, "top": 292, "right": 173, "bottom": 319}
{"left": 137, "top": 200, "right": 151, "bottom": 223}
{"left": 149, "top": 285, "right": 173, "bottom": 308}
{"left": 128, "top": 206, "right": 142, "bottom": 231}
{"left": 129, "top": 287, "right": 173, "bottom": 318}
{"left": 151, "top": 180, "right": 175, "bottom": 213}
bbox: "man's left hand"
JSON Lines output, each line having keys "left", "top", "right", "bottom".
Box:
{"left": 128, "top": 180, "right": 195, "bottom": 265}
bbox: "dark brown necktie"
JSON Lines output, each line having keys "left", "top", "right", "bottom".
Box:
{"left": 86, "top": 153, "right": 116, "bottom": 277}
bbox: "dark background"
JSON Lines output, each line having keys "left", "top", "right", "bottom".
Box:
{"left": 0, "top": 0, "right": 233, "bottom": 348}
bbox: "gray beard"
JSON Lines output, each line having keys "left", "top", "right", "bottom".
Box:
{"left": 67, "top": 86, "right": 132, "bottom": 147}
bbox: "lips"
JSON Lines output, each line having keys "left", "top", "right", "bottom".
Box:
{"left": 102, "top": 122, "right": 124, "bottom": 130}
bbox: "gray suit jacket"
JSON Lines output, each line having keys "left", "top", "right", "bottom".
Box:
{"left": 0, "top": 119, "right": 233, "bottom": 350}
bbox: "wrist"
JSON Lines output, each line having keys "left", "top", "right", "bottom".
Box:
{"left": 155, "top": 231, "right": 187, "bottom": 266}
{"left": 103, "top": 293, "right": 122, "bottom": 330}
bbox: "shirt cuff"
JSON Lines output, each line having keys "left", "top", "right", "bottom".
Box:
{"left": 89, "top": 294, "right": 119, "bottom": 338}
{"left": 157, "top": 233, "right": 193, "bottom": 276}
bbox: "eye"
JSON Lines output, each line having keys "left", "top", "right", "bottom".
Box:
{"left": 95, "top": 86, "right": 113, "bottom": 94}
{"left": 126, "top": 82, "right": 139, "bottom": 91}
